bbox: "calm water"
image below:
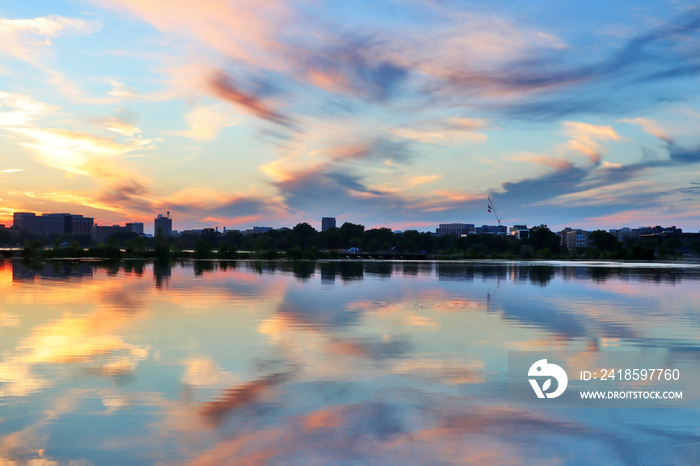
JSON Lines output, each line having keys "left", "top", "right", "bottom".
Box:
{"left": 1, "top": 259, "right": 700, "bottom": 465}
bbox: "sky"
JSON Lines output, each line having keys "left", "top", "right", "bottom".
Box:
{"left": 1, "top": 0, "right": 699, "bottom": 234}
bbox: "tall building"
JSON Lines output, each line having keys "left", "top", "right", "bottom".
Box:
{"left": 154, "top": 213, "right": 172, "bottom": 237}
{"left": 321, "top": 217, "right": 336, "bottom": 232}
{"left": 13, "top": 212, "right": 93, "bottom": 236}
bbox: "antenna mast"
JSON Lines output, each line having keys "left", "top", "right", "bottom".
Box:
{"left": 488, "top": 195, "right": 502, "bottom": 226}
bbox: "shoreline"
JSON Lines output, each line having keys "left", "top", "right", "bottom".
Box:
{"left": 6, "top": 256, "right": 700, "bottom": 268}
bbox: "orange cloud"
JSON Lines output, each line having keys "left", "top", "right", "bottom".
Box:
{"left": 408, "top": 175, "right": 442, "bottom": 187}
{"left": 621, "top": 117, "right": 671, "bottom": 143}
{"left": 391, "top": 117, "right": 488, "bottom": 145}
{"left": 562, "top": 121, "right": 619, "bottom": 165}
{"left": 101, "top": 0, "right": 290, "bottom": 67}
{"left": 208, "top": 71, "right": 291, "bottom": 126}
{"left": 9, "top": 127, "right": 151, "bottom": 178}
{"left": 510, "top": 153, "right": 576, "bottom": 171}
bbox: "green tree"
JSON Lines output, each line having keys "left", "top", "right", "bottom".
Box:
{"left": 590, "top": 230, "right": 617, "bottom": 251}
{"left": 318, "top": 227, "right": 341, "bottom": 249}
{"left": 134, "top": 236, "right": 147, "bottom": 252}
{"left": 218, "top": 243, "right": 237, "bottom": 259}
{"left": 105, "top": 237, "right": 123, "bottom": 259}
{"left": 292, "top": 222, "right": 317, "bottom": 249}
{"left": 154, "top": 232, "right": 171, "bottom": 261}
{"left": 364, "top": 228, "right": 393, "bottom": 251}
{"left": 194, "top": 238, "right": 213, "bottom": 259}
{"left": 349, "top": 237, "right": 363, "bottom": 249}
{"left": 201, "top": 228, "right": 221, "bottom": 247}
{"left": 22, "top": 240, "right": 44, "bottom": 260}
{"left": 0, "top": 228, "right": 13, "bottom": 245}
{"left": 340, "top": 222, "right": 365, "bottom": 248}
{"left": 529, "top": 225, "right": 561, "bottom": 254}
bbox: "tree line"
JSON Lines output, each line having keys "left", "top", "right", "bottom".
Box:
{"left": 8, "top": 221, "right": 696, "bottom": 261}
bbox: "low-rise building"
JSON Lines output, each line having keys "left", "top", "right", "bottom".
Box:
{"left": 13, "top": 212, "right": 94, "bottom": 236}
{"left": 435, "top": 223, "right": 474, "bottom": 236}
{"left": 471, "top": 225, "right": 508, "bottom": 235}
{"left": 510, "top": 224, "right": 529, "bottom": 239}
{"left": 563, "top": 229, "right": 590, "bottom": 252}
{"left": 92, "top": 225, "right": 128, "bottom": 243}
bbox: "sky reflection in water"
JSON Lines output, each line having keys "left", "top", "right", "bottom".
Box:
{"left": 1, "top": 260, "right": 700, "bottom": 465}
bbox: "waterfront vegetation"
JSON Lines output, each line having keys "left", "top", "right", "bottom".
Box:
{"left": 5, "top": 222, "right": 700, "bottom": 262}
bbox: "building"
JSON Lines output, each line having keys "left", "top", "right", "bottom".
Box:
{"left": 435, "top": 223, "right": 474, "bottom": 236}
{"left": 321, "top": 217, "right": 336, "bottom": 232}
{"left": 69, "top": 215, "right": 93, "bottom": 234}
{"left": 471, "top": 225, "right": 508, "bottom": 235}
{"left": 609, "top": 227, "right": 636, "bottom": 241}
{"left": 558, "top": 229, "right": 590, "bottom": 252}
{"left": 510, "top": 224, "right": 530, "bottom": 239}
{"left": 609, "top": 225, "right": 682, "bottom": 241}
{"left": 13, "top": 212, "right": 94, "bottom": 236}
{"left": 154, "top": 213, "right": 172, "bottom": 236}
{"left": 92, "top": 225, "right": 127, "bottom": 243}
{"left": 126, "top": 222, "right": 144, "bottom": 235}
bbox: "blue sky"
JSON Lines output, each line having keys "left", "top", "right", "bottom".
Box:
{"left": 1, "top": 0, "right": 699, "bottom": 233}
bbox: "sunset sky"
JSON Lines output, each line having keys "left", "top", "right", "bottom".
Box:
{"left": 1, "top": 1, "right": 699, "bottom": 233}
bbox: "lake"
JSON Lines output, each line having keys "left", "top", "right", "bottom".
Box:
{"left": 1, "top": 259, "right": 700, "bottom": 465}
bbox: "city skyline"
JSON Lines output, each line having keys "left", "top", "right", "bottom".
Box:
{"left": 1, "top": 2, "right": 700, "bottom": 232}
{"left": 6, "top": 209, "right": 695, "bottom": 238}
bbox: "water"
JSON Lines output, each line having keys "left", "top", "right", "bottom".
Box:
{"left": 1, "top": 259, "right": 700, "bottom": 465}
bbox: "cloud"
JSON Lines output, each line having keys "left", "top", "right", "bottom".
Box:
{"left": 100, "top": 0, "right": 290, "bottom": 65}
{"left": 208, "top": 71, "right": 293, "bottom": 126}
{"left": 1, "top": 97, "right": 157, "bottom": 217}
{"left": 621, "top": 117, "right": 671, "bottom": 143}
{"left": 0, "top": 15, "right": 101, "bottom": 70}
{"left": 102, "top": 0, "right": 700, "bottom": 122}
{"left": 499, "top": 160, "right": 588, "bottom": 205}
{"left": 153, "top": 188, "right": 288, "bottom": 226}
{"left": 328, "top": 138, "right": 414, "bottom": 164}
{"left": 96, "top": 180, "right": 154, "bottom": 214}
{"left": 562, "top": 121, "right": 619, "bottom": 165}
{"left": 106, "top": 80, "right": 139, "bottom": 99}
{"left": 0, "top": 92, "right": 55, "bottom": 127}
{"left": 199, "top": 373, "right": 290, "bottom": 427}
{"left": 292, "top": 35, "right": 409, "bottom": 102}
{"left": 391, "top": 117, "right": 488, "bottom": 145}
{"left": 176, "top": 104, "right": 238, "bottom": 140}
{"left": 104, "top": 115, "right": 141, "bottom": 136}
{"left": 622, "top": 117, "right": 700, "bottom": 167}
{"left": 423, "top": 9, "right": 700, "bottom": 118}
{"left": 408, "top": 175, "right": 442, "bottom": 187}
{"left": 10, "top": 127, "right": 151, "bottom": 178}
{"left": 272, "top": 165, "right": 390, "bottom": 213}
